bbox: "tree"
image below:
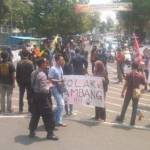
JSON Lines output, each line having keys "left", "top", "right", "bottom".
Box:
{"left": 118, "top": 0, "right": 150, "bottom": 41}
{"left": 30, "top": 0, "right": 98, "bottom": 36}
{"left": 77, "top": 0, "right": 89, "bottom": 4}
{"left": 0, "top": 0, "right": 33, "bottom": 33}
{"left": 0, "top": 0, "right": 10, "bottom": 24}
{"left": 99, "top": 22, "right": 107, "bottom": 33}
{"left": 0, "top": 0, "right": 99, "bottom": 36}
{"left": 10, "top": 0, "right": 33, "bottom": 32}
{"left": 106, "top": 17, "right": 115, "bottom": 31}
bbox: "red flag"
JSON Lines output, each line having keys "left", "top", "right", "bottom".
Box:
{"left": 132, "top": 33, "right": 143, "bottom": 64}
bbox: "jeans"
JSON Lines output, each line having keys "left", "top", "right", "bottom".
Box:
{"left": 51, "top": 87, "right": 64, "bottom": 125}
{"left": 117, "top": 63, "right": 124, "bottom": 82}
{"left": 119, "top": 94, "right": 139, "bottom": 125}
{"left": 0, "top": 84, "right": 13, "bottom": 112}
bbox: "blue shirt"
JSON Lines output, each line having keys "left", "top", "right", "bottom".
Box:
{"left": 48, "top": 65, "right": 63, "bottom": 84}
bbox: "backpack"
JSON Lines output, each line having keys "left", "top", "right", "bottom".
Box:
{"left": 0, "top": 63, "right": 9, "bottom": 76}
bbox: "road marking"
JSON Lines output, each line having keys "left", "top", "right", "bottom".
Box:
{"left": 103, "top": 121, "right": 150, "bottom": 131}
{"left": 106, "top": 101, "right": 150, "bottom": 114}
{"left": 107, "top": 95, "right": 150, "bottom": 106}
{"left": 109, "top": 86, "right": 150, "bottom": 97}
{"left": 65, "top": 117, "right": 150, "bottom": 131}
{"left": 0, "top": 114, "right": 30, "bottom": 118}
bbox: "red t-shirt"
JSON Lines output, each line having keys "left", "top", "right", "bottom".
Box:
{"left": 125, "top": 71, "right": 146, "bottom": 96}
{"left": 116, "top": 53, "right": 124, "bottom": 64}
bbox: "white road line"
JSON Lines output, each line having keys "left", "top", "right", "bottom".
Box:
{"left": 0, "top": 114, "right": 30, "bottom": 118}
{"left": 106, "top": 109, "right": 149, "bottom": 121}
{"left": 65, "top": 117, "right": 150, "bottom": 131}
{"left": 107, "top": 95, "right": 150, "bottom": 107}
{"left": 106, "top": 101, "right": 150, "bottom": 114}
{"left": 103, "top": 121, "right": 150, "bottom": 131}
{"left": 109, "top": 86, "right": 123, "bottom": 91}
{"left": 109, "top": 86, "right": 150, "bottom": 97}
{"left": 108, "top": 88, "right": 150, "bottom": 103}
{"left": 0, "top": 108, "right": 149, "bottom": 122}
{"left": 108, "top": 90, "right": 150, "bottom": 99}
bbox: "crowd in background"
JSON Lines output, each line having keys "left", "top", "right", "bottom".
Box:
{"left": 0, "top": 34, "right": 150, "bottom": 139}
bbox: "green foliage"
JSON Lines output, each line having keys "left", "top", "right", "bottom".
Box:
{"left": 106, "top": 17, "right": 115, "bottom": 31}
{"left": 0, "top": 0, "right": 10, "bottom": 24}
{"left": 30, "top": 0, "right": 99, "bottom": 36}
{"left": 0, "top": 0, "right": 100, "bottom": 36}
{"left": 10, "top": 0, "right": 33, "bottom": 32}
{"left": 99, "top": 22, "right": 109, "bottom": 34}
{"left": 118, "top": 0, "right": 150, "bottom": 33}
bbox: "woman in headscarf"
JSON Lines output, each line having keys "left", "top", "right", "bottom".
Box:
{"left": 94, "top": 60, "right": 109, "bottom": 121}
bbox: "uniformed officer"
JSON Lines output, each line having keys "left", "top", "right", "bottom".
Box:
{"left": 29, "top": 58, "right": 58, "bottom": 140}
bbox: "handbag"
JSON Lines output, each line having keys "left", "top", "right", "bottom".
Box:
{"left": 132, "top": 88, "right": 141, "bottom": 99}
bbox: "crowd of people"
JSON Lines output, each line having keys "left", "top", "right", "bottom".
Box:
{"left": 0, "top": 37, "right": 89, "bottom": 140}
{"left": 0, "top": 36, "right": 149, "bottom": 140}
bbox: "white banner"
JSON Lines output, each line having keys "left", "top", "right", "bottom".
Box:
{"left": 63, "top": 75, "right": 105, "bottom": 107}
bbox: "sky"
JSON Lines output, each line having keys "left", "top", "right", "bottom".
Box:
{"left": 89, "top": 0, "right": 117, "bottom": 24}
{"left": 90, "top": 0, "right": 112, "bottom": 4}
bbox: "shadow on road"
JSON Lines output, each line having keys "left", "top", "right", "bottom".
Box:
{"left": 139, "top": 105, "right": 150, "bottom": 112}
{"left": 67, "top": 118, "right": 101, "bottom": 127}
{"left": 112, "top": 124, "right": 133, "bottom": 131}
{"left": 36, "top": 125, "right": 58, "bottom": 132}
{"left": 112, "top": 122, "right": 150, "bottom": 132}
{"left": 144, "top": 124, "right": 150, "bottom": 128}
{"left": 36, "top": 125, "right": 45, "bottom": 132}
{"left": 14, "top": 135, "right": 46, "bottom": 145}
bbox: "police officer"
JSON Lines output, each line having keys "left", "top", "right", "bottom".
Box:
{"left": 29, "top": 58, "right": 58, "bottom": 140}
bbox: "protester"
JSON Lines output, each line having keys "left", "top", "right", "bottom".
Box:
{"left": 136, "top": 64, "right": 147, "bottom": 120}
{"left": 116, "top": 62, "right": 147, "bottom": 126}
{"left": 48, "top": 54, "right": 67, "bottom": 127}
{"left": 29, "top": 58, "right": 58, "bottom": 140}
{"left": 143, "top": 49, "right": 149, "bottom": 80}
{"left": 32, "top": 45, "right": 42, "bottom": 68}
{"left": 0, "top": 51, "right": 15, "bottom": 113}
{"left": 147, "top": 57, "right": 150, "bottom": 91}
{"left": 71, "top": 49, "right": 88, "bottom": 75}
{"left": 96, "top": 48, "right": 107, "bottom": 68}
{"left": 63, "top": 48, "right": 74, "bottom": 115}
{"left": 16, "top": 50, "right": 34, "bottom": 113}
{"left": 93, "top": 60, "right": 109, "bottom": 121}
{"left": 90, "top": 46, "right": 97, "bottom": 73}
{"left": 19, "top": 47, "right": 30, "bottom": 60}
{"left": 115, "top": 49, "right": 125, "bottom": 83}
{"left": 6, "top": 47, "right": 13, "bottom": 62}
